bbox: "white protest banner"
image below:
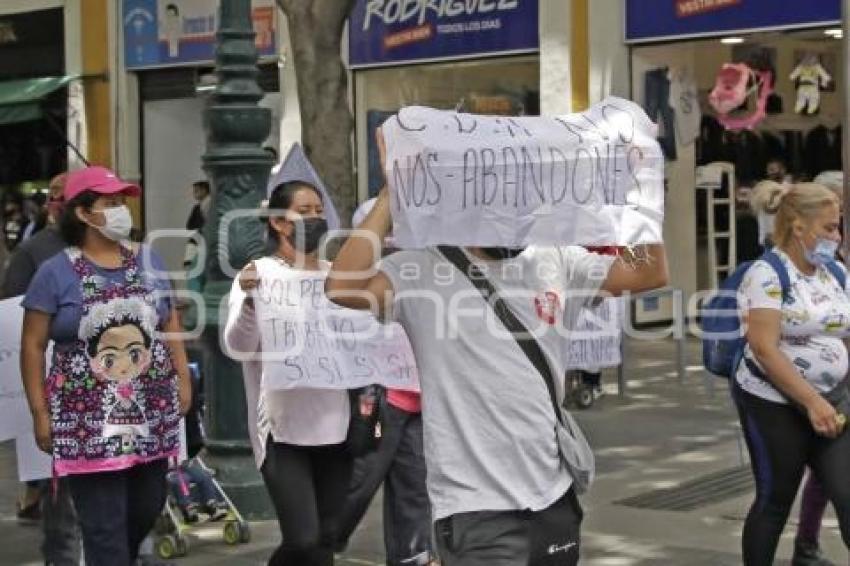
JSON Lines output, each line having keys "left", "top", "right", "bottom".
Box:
{"left": 252, "top": 263, "right": 420, "bottom": 391}
{"left": 179, "top": 418, "right": 188, "bottom": 463}
{"left": 382, "top": 97, "right": 665, "bottom": 248}
{"left": 565, "top": 297, "right": 624, "bottom": 370}
{"left": 15, "top": 433, "right": 52, "bottom": 482}
{"left": 0, "top": 297, "right": 34, "bottom": 442}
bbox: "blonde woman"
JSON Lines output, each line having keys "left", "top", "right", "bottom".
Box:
{"left": 795, "top": 174, "right": 845, "bottom": 565}
{"left": 735, "top": 184, "right": 850, "bottom": 565}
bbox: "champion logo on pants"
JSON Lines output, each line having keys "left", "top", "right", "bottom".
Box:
{"left": 548, "top": 541, "right": 578, "bottom": 555}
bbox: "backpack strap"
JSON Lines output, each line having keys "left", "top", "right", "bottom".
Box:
{"left": 436, "top": 245, "right": 565, "bottom": 427}
{"left": 761, "top": 251, "right": 792, "bottom": 304}
{"left": 740, "top": 252, "right": 789, "bottom": 382}
{"left": 762, "top": 252, "right": 847, "bottom": 296}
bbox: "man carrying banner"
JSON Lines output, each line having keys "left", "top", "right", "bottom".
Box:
{"left": 326, "top": 99, "right": 670, "bottom": 565}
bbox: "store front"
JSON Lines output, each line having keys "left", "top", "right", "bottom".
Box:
{"left": 625, "top": 0, "right": 844, "bottom": 321}
{"left": 122, "top": 0, "right": 281, "bottom": 273}
{"left": 348, "top": 0, "right": 541, "bottom": 201}
{"left": 0, "top": 8, "right": 67, "bottom": 185}
{"left": 0, "top": 6, "right": 74, "bottom": 260}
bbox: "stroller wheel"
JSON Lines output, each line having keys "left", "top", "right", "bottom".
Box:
{"left": 156, "top": 535, "right": 176, "bottom": 559}
{"left": 175, "top": 535, "right": 189, "bottom": 557}
{"left": 575, "top": 386, "right": 594, "bottom": 409}
{"left": 239, "top": 521, "right": 251, "bottom": 543}
{"left": 223, "top": 521, "right": 242, "bottom": 545}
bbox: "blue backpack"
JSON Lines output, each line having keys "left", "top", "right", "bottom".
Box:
{"left": 701, "top": 251, "right": 846, "bottom": 379}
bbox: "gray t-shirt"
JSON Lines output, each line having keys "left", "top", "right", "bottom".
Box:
{"left": 1, "top": 226, "right": 65, "bottom": 298}
{"left": 380, "top": 246, "right": 614, "bottom": 520}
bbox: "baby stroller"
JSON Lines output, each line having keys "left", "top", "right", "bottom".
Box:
{"left": 565, "top": 369, "right": 604, "bottom": 410}
{"left": 153, "top": 362, "right": 251, "bottom": 559}
{"left": 154, "top": 456, "right": 251, "bottom": 559}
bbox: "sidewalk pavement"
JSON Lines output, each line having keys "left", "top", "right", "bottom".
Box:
{"left": 1, "top": 337, "right": 844, "bottom": 565}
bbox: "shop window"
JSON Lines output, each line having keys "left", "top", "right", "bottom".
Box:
{"left": 356, "top": 55, "right": 540, "bottom": 197}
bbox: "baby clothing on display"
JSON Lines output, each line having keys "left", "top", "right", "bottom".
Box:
{"left": 790, "top": 56, "right": 831, "bottom": 115}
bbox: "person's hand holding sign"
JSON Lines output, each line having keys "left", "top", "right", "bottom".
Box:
{"left": 325, "top": 126, "right": 395, "bottom": 317}
{"left": 239, "top": 261, "right": 260, "bottom": 309}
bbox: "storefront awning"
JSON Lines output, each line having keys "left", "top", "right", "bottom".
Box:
{"left": 0, "top": 75, "right": 77, "bottom": 126}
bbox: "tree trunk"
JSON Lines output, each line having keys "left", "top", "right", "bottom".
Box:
{"left": 276, "top": 0, "right": 356, "bottom": 227}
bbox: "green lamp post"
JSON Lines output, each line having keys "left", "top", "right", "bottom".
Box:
{"left": 200, "top": 0, "right": 274, "bottom": 518}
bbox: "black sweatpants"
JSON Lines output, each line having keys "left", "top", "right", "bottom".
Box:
{"left": 734, "top": 385, "right": 850, "bottom": 565}
{"left": 261, "top": 438, "right": 353, "bottom": 566}
{"left": 68, "top": 458, "right": 167, "bottom": 566}
{"left": 434, "top": 489, "right": 583, "bottom": 566}
{"left": 336, "top": 403, "right": 432, "bottom": 564}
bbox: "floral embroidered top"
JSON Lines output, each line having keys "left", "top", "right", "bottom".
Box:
{"left": 23, "top": 245, "right": 180, "bottom": 476}
{"left": 737, "top": 249, "right": 850, "bottom": 403}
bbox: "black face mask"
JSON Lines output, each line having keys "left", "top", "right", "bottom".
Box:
{"left": 289, "top": 217, "right": 328, "bottom": 253}
{"left": 479, "top": 247, "right": 525, "bottom": 260}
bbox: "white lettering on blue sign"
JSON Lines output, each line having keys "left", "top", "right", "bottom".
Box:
{"left": 363, "top": 0, "right": 519, "bottom": 31}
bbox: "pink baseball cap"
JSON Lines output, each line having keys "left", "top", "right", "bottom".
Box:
{"left": 63, "top": 166, "right": 141, "bottom": 201}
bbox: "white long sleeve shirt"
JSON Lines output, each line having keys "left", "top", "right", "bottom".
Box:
{"left": 223, "top": 257, "right": 349, "bottom": 469}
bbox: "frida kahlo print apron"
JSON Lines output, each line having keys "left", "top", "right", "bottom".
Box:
{"left": 47, "top": 246, "right": 180, "bottom": 476}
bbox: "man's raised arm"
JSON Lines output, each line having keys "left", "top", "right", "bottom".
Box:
{"left": 600, "top": 244, "right": 669, "bottom": 297}
{"left": 325, "top": 187, "right": 394, "bottom": 316}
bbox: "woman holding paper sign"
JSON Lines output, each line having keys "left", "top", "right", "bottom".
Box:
{"left": 223, "top": 180, "right": 351, "bottom": 566}
{"left": 19, "top": 166, "right": 192, "bottom": 566}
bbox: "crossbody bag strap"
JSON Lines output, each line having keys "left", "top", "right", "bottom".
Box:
{"left": 437, "top": 245, "right": 565, "bottom": 425}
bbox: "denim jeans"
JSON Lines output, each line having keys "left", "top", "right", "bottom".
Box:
{"left": 42, "top": 478, "right": 82, "bottom": 566}
{"left": 68, "top": 459, "right": 168, "bottom": 566}
{"left": 336, "top": 402, "right": 433, "bottom": 565}
{"left": 644, "top": 68, "right": 678, "bottom": 160}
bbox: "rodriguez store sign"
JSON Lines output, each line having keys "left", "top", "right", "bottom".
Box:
{"left": 349, "top": 0, "right": 539, "bottom": 68}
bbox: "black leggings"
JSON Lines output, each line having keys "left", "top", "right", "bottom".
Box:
{"left": 734, "top": 385, "right": 850, "bottom": 565}
{"left": 261, "top": 438, "right": 353, "bottom": 566}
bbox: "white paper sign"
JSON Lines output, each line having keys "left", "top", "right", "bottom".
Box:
{"left": 0, "top": 297, "right": 34, "bottom": 442}
{"left": 565, "top": 297, "right": 624, "bottom": 370}
{"left": 179, "top": 418, "right": 188, "bottom": 463}
{"left": 15, "top": 432, "right": 52, "bottom": 482}
{"left": 382, "top": 97, "right": 665, "bottom": 248}
{"left": 253, "top": 265, "right": 420, "bottom": 391}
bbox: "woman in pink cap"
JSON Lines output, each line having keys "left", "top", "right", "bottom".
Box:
{"left": 19, "top": 166, "right": 192, "bottom": 566}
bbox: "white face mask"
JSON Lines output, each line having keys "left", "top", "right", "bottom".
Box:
{"left": 92, "top": 205, "right": 133, "bottom": 241}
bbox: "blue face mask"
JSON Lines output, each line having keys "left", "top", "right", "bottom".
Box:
{"left": 803, "top": 237, "right": 839, "bottom": 266}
